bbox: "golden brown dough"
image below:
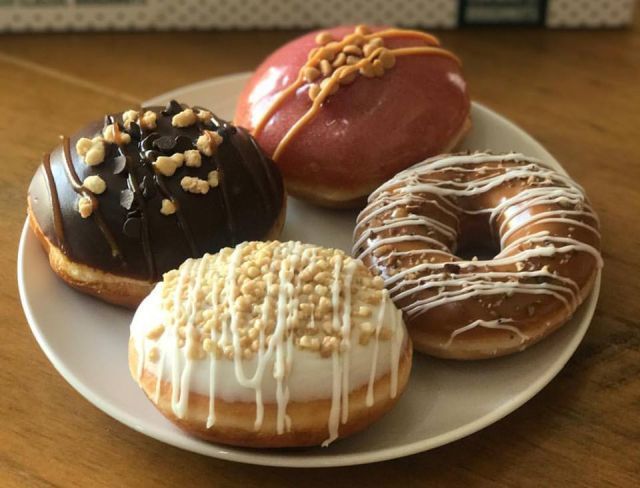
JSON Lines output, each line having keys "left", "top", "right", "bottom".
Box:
{"left": 129, "top": 241, "right": 412, "bottom": 447}
{"left": 354, "top": 151, "right": 602, "bottom": 359}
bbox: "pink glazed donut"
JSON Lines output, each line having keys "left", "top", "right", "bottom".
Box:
{"left": 234, "top": 24, "right": 471, "bottom": 208}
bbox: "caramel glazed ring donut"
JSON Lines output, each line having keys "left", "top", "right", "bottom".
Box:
{"left": 27, "top": 101, "right": 285, "bottom": 308}
{"left": 129, "top": 241, "right": 412, "bottom": 448}
{"left": 353, "top": 152, "right": 603, "bottom": 359}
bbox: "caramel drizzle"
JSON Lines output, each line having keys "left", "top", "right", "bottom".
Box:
{"left": 252, "top": 27, "right": 461, "bottom": 161}
{"left": 60, "top": 136, "right": 122, "bottom": 259}
{"left": 41, "top": 152, "right": 66, "bottom": 251}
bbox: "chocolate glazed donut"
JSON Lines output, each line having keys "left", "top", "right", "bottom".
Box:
{"left": 27, "top": 101, "right": 286, "bottom": 308}
{"left": 353, "top": 152, "right": 602, "bottom": 359}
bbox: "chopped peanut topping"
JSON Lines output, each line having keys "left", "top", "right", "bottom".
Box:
{"left": 83, "top": 175, "right": 106, "bottom": 194}
{"left": 320, "top": 78, "right": 338, "bottom": 95}
{"left": 148, "top": 347, "right": 160, "bottom": 362}
{"left": 139, "top": 110, "right": 157, "bottom": 130}
{"left": 207, "top": 170, "right": 219, "bottom": 188}
{"left": 196, "top": 109, "right": 212, "bottom": 122}
{"left": 160, "top": 199, "right": 176, "bottom": 216}
{"left": 146, "top": 324, "right": 165, "bottom": 340}
{"left": 77, "top": 196, "right": 93, "bottom": 218}
{"left": 122, "top": 109, "right": 139, "bottom": 129}
{"left": 299, "top": 26, "right": 400, "bottom": 103}
{"left": 343, "top": 44, "right": 363, "bottom": 56}
{"left": 196, "top": 130, "right": 223, "bottom": 157}
{"left": 372, "top": 59, "right": 385, "bottom": 77}
{"left": 302, "top": 66, "right": 320, "bottom": 82}
{"left": 359, "top": 61, "right": 375, "bottom": 78}
{"left": 372, "top": 276, "right": 385, "bottom": 289}
{"left": 103, "top": 124, "right": 131, "bottom": 145}
{"left": 75, "top": 138, "right": 93, "bottom": 156}
{"left": 180, "top": 176, "right": 210, "bottom": 194}
{"left": 308, "top": 84, "right": 321, "bottom": 101}
{"left": 332, "top": 52, "right": 347, "bottom": 68}
{"left": 367, "top": 37, "right": 384, "bottom": 48}
{"left": 171, "top": 108, "right": 197, "bottom": 128}
{"left": 337, "top": 68, "right": 357, "bottom": 85}
{"left": 75, "top": 137, "right": 105, "bottom": 166}
{"left": 184, "top": 150, "right": 202, "bottom": 168}
{"left": 319, "top": 59, "right": 332, "bottom": 76}
{"left": 153, "top": 153, "right": 184, "bottom": 177}
{"left": 315, "top": 31, "right": 334, "bottom": 45}
{"left": 379, "top": 48, "right": 396, "bottom": 69}
{"left": 159, "top": 242, "right": 396, "bottom": 361}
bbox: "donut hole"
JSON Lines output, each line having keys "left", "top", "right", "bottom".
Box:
{"left": 455, "top": 215, "right": 500, "bottom": 261}
{"left": 456, "top": 241, "right": 499, "bottom": 261}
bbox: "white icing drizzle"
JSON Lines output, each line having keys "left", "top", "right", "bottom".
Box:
{"left": 206, "top": 279, "right": 220, "bottom": 428}
{"left": 153, "top": 350, "right": 165, "bottom": 403}
{"left": 323, "top": 252, "right": 345, "bottom": 445}
{"left": 170, "top": 258, "right": 194, "bottom": 418}
{"left": 366, "top": 296, "right": 385, "bottom": 407}
{"left": 340, "top": 260, "right": 355, "bottom": 425}
{"left": 354, "top": 152, "right": 602, "bottom": 348}
{"left": 389, "top": 305, "right": 404, "bottom": 398}
{"left": 136, "top": 331, "right": 145, "bottom": 382}
{"left": 273, "top": 241, "right": 293, "bottom": 434}
{"left": 130, "top": 241, "right": 407, "bottom": 447}
{"left": 443, "top": 319, "right": 526, "bottom": 348}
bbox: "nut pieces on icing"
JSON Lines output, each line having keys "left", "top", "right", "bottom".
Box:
{"left": 153, "top": 153, "right": 185, "bottom": 177}
{"left": 184, "top": 149, "right": 202, "bottom": 168}
{"left": 83, "top": 175, "right": 106, "bottom": 194}
{"left": 103, "top": 123, "right": 131, "bottom": 145}
{"left": 197, "top": 130, "right": 223, "bottom": 157}
{"left": 77, "top": 195, "right": 93, "bottom": 218}
{"left": 122, "top": 109, "right": 139, "bottom": 129}
{"left": 171, "top": 108, "right": 198, "bottom": 128}
{"left": 180, "top": 176, "right": 210, "bottom": 195}
{"left": 139, "top": 110, "right": 158, "bottom": 130}
{"left": 160, "top": 199, "right": 177, "bottom": 216}
{"left": 207, "top": 170, "right": 219, "bottom": 188}
{"left": 154, "top": 241, "right": 394, "bottom": 361}
{"left": 304, "top": 26, "right": 398, "bottom": 104}
{"left": 75, "top": 137, "right": 105, "bottom": 166}
{"left": 76, "top": 102, "right": 228, "bottom": 220}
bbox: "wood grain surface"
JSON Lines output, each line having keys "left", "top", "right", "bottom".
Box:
{"left": 1, "top": 15, "right": 639, "bottom": 488}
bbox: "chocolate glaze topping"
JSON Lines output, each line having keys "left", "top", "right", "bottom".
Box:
{"left": 28, "top": 101, "right": 284, "bottom": 281}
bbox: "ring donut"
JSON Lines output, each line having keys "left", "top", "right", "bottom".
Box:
{"left": 353, "top": 152, "right": 602, "bottom": 359}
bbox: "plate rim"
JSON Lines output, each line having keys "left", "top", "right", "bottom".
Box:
{"left": 17, "top": 73, "right": 600, "bottom": 468}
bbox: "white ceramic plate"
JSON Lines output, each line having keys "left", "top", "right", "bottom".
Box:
{"left": 18, "top": 73, "right": 600, "bottom": 468}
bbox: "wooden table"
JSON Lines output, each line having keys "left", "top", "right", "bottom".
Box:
{"left": 1, "top": 16, "right": 639, "bottom": 487}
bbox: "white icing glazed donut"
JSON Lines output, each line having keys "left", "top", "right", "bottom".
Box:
{"left": 353, "top": 152, "right": 602, "bottom": 359}
{"left": 129, "top": 241, "right": 412, "bottom": 447}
